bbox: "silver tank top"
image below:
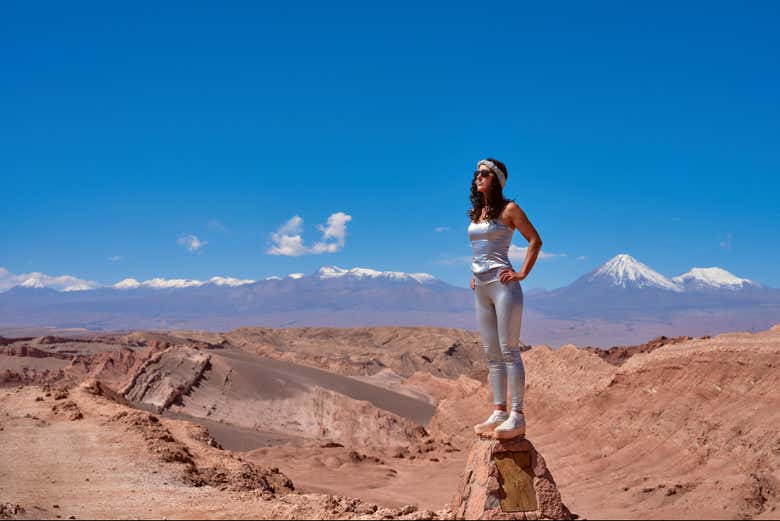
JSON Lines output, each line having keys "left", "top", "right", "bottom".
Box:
{"left": 468, "top": 218, "right": 514, "bottom": 285}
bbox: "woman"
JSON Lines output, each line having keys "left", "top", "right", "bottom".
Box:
{"left": 468, "top": 158, "right": 542, "bottom": 439}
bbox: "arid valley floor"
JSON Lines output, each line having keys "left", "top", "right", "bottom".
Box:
{"left": 1, "top": 324, "right": 779, "bottom": 519}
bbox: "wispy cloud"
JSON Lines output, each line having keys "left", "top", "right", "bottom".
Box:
{"left": 436, "top": 245, "right": 566, "bottom": 266}
{"left": 267, "top": 212, "right": 352, "bottom": 256}
{"left": 108, "top": 256, "right": 123, "bottom": 262}
{"left": 720, "top": 233, "right": 733, "bottom": 251}
{"left": 178, "top": 234, "right": 208, "bottom": 253}
{"left": 509, "top": 245, "right": 566, "bottom": 261}
{"left": 207, "top": 219, "right": 228, "bottom": 233}
{"left": 577, "top": 255, "right": 587, "bottom": 261}
{"left": 434, "top": 226, "right": 450, "bottom": 233}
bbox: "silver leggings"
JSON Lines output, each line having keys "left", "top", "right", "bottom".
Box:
{"left": 473, "top": 272, "right": 526, "bottom": 412}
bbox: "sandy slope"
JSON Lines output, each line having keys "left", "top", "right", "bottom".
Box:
{"left": 0, "top": 384, "right": 447, "bottom": 520}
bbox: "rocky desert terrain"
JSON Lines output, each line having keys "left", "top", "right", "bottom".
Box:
{"left": 1, "top": 324, "right": 779, "bottom": 519}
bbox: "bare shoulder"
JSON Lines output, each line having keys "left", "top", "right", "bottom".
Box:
{"left": 503, "top": 201, "right": 527, "bottom": 219}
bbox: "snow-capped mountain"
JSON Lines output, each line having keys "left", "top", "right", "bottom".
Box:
{"left": 112, "top": 276, "right": 256, "bottom": 290}
{"left": 534, "top": 253, "right": 689, "bottom": 318}
{"left": 1, "top": 259, "right": 777, "bottom": 342}
{"left": 0, "top": 265, "right": 440, "bottom": 294}
{"left": 0, "top": 267, "right": 98, "bottom": 293}
{"left": 0, "top": 264, "right": 462, "bottom": 332}
{"left": 577, "top": 254, "right": 760, "bottom": 293}
{"left": 109, "top": 265, "right": 440, "bottom": 290}
{"left": 672, "top": 267, "right": 761, "bottom": 291}
{"left": 313, "top": 266, "right": 438, "bottom": 284}
{"left": 530, "top": 253, "right": 778, "bottom": 321}
{"left": 586, "top": 254, "right": 682, "bottom": 291}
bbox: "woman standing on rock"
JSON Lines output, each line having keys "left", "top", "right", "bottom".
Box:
{"left": 468, "top": 158, "right": 542, "bottom": 439}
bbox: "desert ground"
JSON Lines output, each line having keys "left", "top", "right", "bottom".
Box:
{"left": 1, "top": 324, "right": 779, "bottom": 519}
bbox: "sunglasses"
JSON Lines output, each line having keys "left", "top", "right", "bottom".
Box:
{"left": 474, "top": 170, "right": 493, "bottom": 179}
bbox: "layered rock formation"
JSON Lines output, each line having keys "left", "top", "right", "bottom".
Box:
{"left": 121, "top": 346, "right": 211, "bottom": 412}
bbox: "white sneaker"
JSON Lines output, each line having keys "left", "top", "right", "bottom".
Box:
{"left": 493, "top": 411, "right": 526, "bottom": 439}
{"left": 474, "top": 410, "right": 509, "bottom": 434}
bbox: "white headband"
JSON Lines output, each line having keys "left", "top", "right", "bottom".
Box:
{"left": 477, "top": 159, "right": 506, "bottom": 188}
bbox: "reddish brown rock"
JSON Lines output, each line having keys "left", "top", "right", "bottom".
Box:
{"left": 582, "top": 335, "right": 693, "bottom": 366}
{"left": 452, "top": 438, "right": 574, "bottom": 520}
{"left": 0, "top": 502, "right": 25, "bottom": 519}
{"left": 51, "top": 400, "right": 83, "bottom": 421}
{"left": 78, "top": 378, "right": 133, "bottom": 407}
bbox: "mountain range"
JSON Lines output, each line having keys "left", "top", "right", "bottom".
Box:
{"left": 1, "top": 254, "right": 778, "bottom": 346}
{"left": 529, "top": 254, "right": 775, "bottom": 320}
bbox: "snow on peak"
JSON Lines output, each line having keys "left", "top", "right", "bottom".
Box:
{"left": 208, "top": 276, "right": 256, "bottom": 287}
{"left": 0, "top": 267, "right": 97, "bottom": 293}
{"left": 20, "top": 278, "right": 45, "bottom": 289}
{"left": 408, "top": 272, "right": 438, "bottom": 284}
{"left": 113, "top": 276, "right": 255, "bottom": 290}
{"left": 316, "top": 266, "right": 353, "bottom": 278}
{"left": 590, "top": 254, "right": 682, "bottom": 291}
{"left": 12, "top": 272, "right": 98, "bottom": 292}
{"left": 672, "top": 267, "right": 755, "bottom": 289}
{"left": 141, "top": 278, "right": 204, "bottom": 289}
{"left": 314, "top": 265, "right": 437, "bottom": 284}
{"left": 114, "top": 278, "right": 142, "bottom": 289}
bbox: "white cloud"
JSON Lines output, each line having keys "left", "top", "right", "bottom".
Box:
{"left": 0, "top": 267, "right": 98, "bottom": 293}
{"left": 279, "top": 215, "right": 304, "bottom": 235}
{"left": 509, "top": 245, "right": 566, "bottom": 261}
{"left": 720, "top": 233, "right": 733, "bottom": 251}
{"left": 316, "top": 212, "right": 351, "bottom": 242}
{"left": 207, "top": 219, "right": 228, "bottom": 233}
{"left": 577, "top": 256, "right": 587, "bottom": 261}
{"left": 178, "top": 234, "right": 208, "bottom": 253}
{"left": 267, "top": 212, "right": 352, "bottom": 256}
{"left": 435, "top": 246, "right": 565, "bottom": 267}
{"left": 108, "top": 256, "right": 123, "bottom": 262}
{"left": 266, "top": 215, "right": 308, "bottom": 256}
{"left": 434, "top": 226, "right": 450, "bottom": 233}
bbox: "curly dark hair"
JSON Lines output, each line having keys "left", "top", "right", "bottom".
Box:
{"left": 468, "top": 157, "right": 515, "bottom": 223}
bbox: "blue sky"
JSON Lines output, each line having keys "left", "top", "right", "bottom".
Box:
{"left": 2, "top": 1, "right": 779, "bottom": 290}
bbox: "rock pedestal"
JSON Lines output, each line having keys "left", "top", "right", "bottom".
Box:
{"left": 452, "top": 437, "right": 574, "bottom": 520}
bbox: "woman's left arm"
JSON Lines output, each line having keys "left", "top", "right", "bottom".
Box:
{"left": 501, "top": 202, "right": 543, "bottom": 282}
